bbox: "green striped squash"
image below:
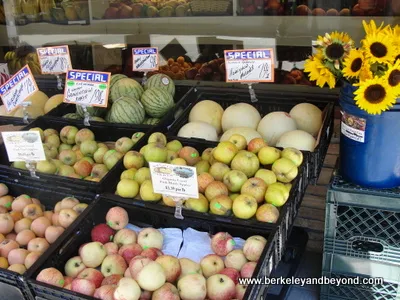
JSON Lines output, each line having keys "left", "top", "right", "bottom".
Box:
{"left": 140, "top": 88, "right": 174, "bottom": 118}
{"left": 144, "top": 74, "right": 175, "bottom": 97}
{"left": 106, "top": 97, "right": 145, "bottom": 124}
{"left": 142, "top": 117, "right": 161, "bottom": 125}
{"left": 76, "top": 105, "right": 107, "bottom": 118}
{"left": 110, "top": 78, "right": 144, "bottom": 103}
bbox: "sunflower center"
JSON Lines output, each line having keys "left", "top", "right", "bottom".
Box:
{"left": 388, "top": 70, "right": 400, "bottom": 87}
{"left": 326, "top": 43, "right": 345, "bottom": 60}
{"left": 364, "top": 84, "right": 386, "bottom": 104}
{"left": 351, "top": 58, "right": 363, "bottom": 72}
{"left": 370, "top": 42, "right": 387, "bottom": 58}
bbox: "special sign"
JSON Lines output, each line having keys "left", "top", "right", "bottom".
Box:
{"left": 37, "top": 45, "right": 72, "bottom": 74}
{"left": 132, "top": 47, "right": 159, "bottom": 72}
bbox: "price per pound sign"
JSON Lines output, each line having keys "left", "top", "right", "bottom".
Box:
{"left": 132, "top": 47, "right": 159, "bottom": 85}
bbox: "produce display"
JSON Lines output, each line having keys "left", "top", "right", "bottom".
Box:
{"left": 4, "top": 46, "right": 41, "bottom": 75}
{"left": 0, "top": 183, "right": 87, "bottom": 274}
{"left": 35, "top": 205, "right": 266, "bottom": 300}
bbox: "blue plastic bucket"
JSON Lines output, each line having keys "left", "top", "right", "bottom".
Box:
{"left": 339, "top": 82, "right": 400, "bottom": 188}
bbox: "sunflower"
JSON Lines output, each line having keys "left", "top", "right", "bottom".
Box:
{"left": 362, "top": 32, "right": 395, "bottom": 64}
{"left": 304, "top": 54, "right": 336, "bottom": 89}
{"left": 354, "top": 77, "right": 397, "bottom": 115}
{"left": 362, "top": 20, "right": 390, "bottom": 36}
{"left": 359, "top": 64, "right": 374, "bottom": 82}
{"left": 343, "top": 49, "right": 364, "bottom": 79}
{"left": 316, "top": 31, "right": 354, "bottom": 69}
{"left": 384, "top": 61, "right": 400, "bottom": 96}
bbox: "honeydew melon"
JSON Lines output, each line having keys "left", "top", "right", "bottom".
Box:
{"left": 257, "top": 112, "right": 297, "bottom": 146}
{"left": 276, "top": 130, "right": 316, "bottom": 152}
{"left": 289, "top": 103, "right": 322, "bottom": 136}
{"left": 177, "top": 121, "right": 218, "bottom": 141}
{"left": 220, "top": 127, "right": 262, "bottom": 143}
{"left": 221, "top": 103, "right": 261, "bottom": 132}
{"left": 188, "top": 100, "right": 224, "bottom": 134}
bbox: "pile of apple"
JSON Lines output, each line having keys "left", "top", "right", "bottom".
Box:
{"left": 0, "top": 183, "right": 87, "bottom": 274}
{"left": 115, "top": 132, "right": 303, "bottom": 223}
{"left": 11, "top": 126, "right": 144, "bottom": 181}
{"left": 36, "top": 206, "right": 267, "bottom": 300}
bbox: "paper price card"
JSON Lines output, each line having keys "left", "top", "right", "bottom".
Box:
{"left": 37, "top": 45, "right": 72, "bottom": 75}
{"left": 64, "top": 70, "right": 111, "bottom": 108}
{"left": 149, "top": 162, "right": 199, "bottom": 199}
{"left": 0, "top": 65, "right": 38, "bottom": 113}
{"left": 132, "top": 47, "right": 159, "bottom": 72}
{"left": 1, "top": 131, "right": 46, "bottom": 162}
{"left": 224, "top": 49, "right": 275, "bottom": 83}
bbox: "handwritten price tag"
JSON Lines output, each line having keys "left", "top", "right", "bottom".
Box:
{"left": 0, "top": 65, "right": 38, "bottom": 113}
{"left": 132, "top": 47, "right": 159, "bottom": 72}
{"left": 224, "top": 49, "right": 275, "bottom": 83}
{"left": 2, "top": 131, "right": 46, "bottom": 162}
{"left": 64, "top": 70, "right": 111, "bottom": 108}
{"left": 37, "top": 45, "right": 72, "bottom": 75}
{"left": 149, "top": 162, "right": 199, "bottom": 199}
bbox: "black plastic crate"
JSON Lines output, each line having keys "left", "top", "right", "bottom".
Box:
{"left": 26, "top": 196, "right": 279, "bottom": 300}
{"left": 0, "top": 117, "right": 149, "bottom": 193}
{"left": 168, "top": 86, "right": 335, "bottom": 185}
{"left": 0, "top": 179, "right": 95, "bottom": 300}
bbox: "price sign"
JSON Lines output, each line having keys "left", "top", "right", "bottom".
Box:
{"left": 0, "top": 65, "right": 38, "bottom": 113}
{"left": 132, "top": 47, "right": 159, "bottom": 72}
{"left": 224, "top": 49, "right": 275, "bottom": 83}
{"left": 1, "top": 131, "right": 46, "bottom": 162}
{"left": 64, "top": 70, "right": 110, "bottom": 108}
{"left": 37, "top": 45, "right": 72, "bottom": 75}
{"left": 149, "top": 162, "right": 199, "bottom": 199}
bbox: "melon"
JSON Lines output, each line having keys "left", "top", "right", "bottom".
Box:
{"left": 145, "top": 74, "right": 175, "bottom": 96}
{"left": 178, "top": 121, "right": 218, "bottom": 141}
{"left": 276, "top": 130, "right": 316, "bottom": 152}
{"left": 257, "top": 112, "right": 297, "bottom": 146}
{"left": 106, "top": 96, "right": 145, "bottom": 124}
{"left": 25, "top": 91, "right": 49, "bottom": 110}
{"left": 289, "top": 103, "right": 322, "bottom": 136}
{"left": 110, "top": 74, "right": 127, "bottom": 90}
{"left": 220, "top": 127, "right": 262, "bottom": 143}
{"left": 76, "top": 105, "right": 107, "bottom": 118}
{"left": 221, "top": 103, "right": 261, "bottom": 132}
{"left": 90, "top": 116, "right": 106, "bottom": 122}
{"left": 0, "top": 105, "right": 15, "bottom": 116}
{"left": 188, "top": 100, "right": 224, "bottom": 134}
{"left": 44, "top": 94, "right": 64, "bottom": 114}
{"left": 63, "top": 113, "right": 82, "bottom": 119}
{"left": 110, "top": 78, "right": 144, "bottom": 103}
{"left": 141, "top": 88, "right": 174, "bottom": 118}
{"left": 143, "top": 118, "right": 160, "bottom": 125}
{"left": 13, "top": 105, "right": 44, "bottom": 118}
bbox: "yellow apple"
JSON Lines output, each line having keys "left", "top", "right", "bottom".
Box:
{"left": 213, "top": 141, "right": 238, "bottom": 165}
{"left": 184, "top": 194, "right": 209, "bottom": 213}
{"left": 281, "top": 147, "right": 303, "bottom": 167}
{"left": 232, "top": 194, "right": 257, "bottom": 219}
{"left": 231, "top": 151, "right": 259, "bottom": 177}
{"left": 222, "top": 170, "right": 248, "bottom": 192}
{"left": 209, "top": 162, "right": 230, "bottom": 181}
{"left": 171, "top": 158, "right": 187, "bottom": 165}
{"left": 258, "top": 146, "right": 281, "bottom": 165}
{"left": 120, "top": 168, "right": 138, "bottom": 180}
{"left": 254, "top": 169, "right": 277, "bottom": 186}
{"left": 272, "top": 158, "right": 298, "bottom": 183}
{"left": 117, "top": 179, "right": 139, "bottom": 198}
{"left": 210, "top": 195, "right": 233, "bottom": 216}
{"left": 256, "top": 204, "right": 280, "bottom": 223}
{"left": 240, "top": 177, "right": 267, "bottom": 204}
{"left": 265, "top": 183, "right": 289, "bottom": 207}
{"left": 140, "top": 180, "right": 162, "bottom": 201}
{"left": 228, "top": 134, "right": 247, "bottom": 151}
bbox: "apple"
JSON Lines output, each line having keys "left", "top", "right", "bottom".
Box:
{"left": 179, "top": 146, "right": 201, "bottom": 166}
{"left": 59, "top": 150, "right": 77, "bottom": 166}
{"left": 115, "top": 137, "right": 134, "bottom": 154}
{"left": 74, "top": 128, "right": 95, "bottom": 145}
{"left": 57, "top": 165, "right": 75, "bottom": 177}
{"left": 219, "top": 268, "right": 240, "bottom": 285}
{"left": 23, "top": 203, "right": 44, "bottom": 220}
{"left": 12, "top": 195, "right": 33, "bottom": 212}
{"left": 60, "top": 126, "right": 79, "bottom": 145}
{"left": 104, "top": 242, "right": 119, "bottom": 255}
{"left": 113, "top": 277, "right": 141, "bottom": 300}
{"left": 281, "top": 147, "right": 303, "bottom": 167}
{"left": 60, "top": 197, "right": 79, "bottom": 209}
{"left": 94, "top": 147, "right": 108, "bottom": 164}
{"left": 240, "top": 261, "right": 257, "bottom": 278}
{"left": 171, "top": 158, "right": 187, "bottom": 165}
{"left": 195, "top": 160, "right": 210, "bottom": 174}
{"left": 223, "top": 170, "right": 248, "bottom": 192}
{"left": 152, "top": 282, "right": 180, "bottom": 300}
{"left": 30, "top": 127, "right": 44, "bottom": 141}
{"left": 71, "top": 278, "right": 96, "bottom": 296}
{"left": 137, "top": 228, "right": 163, "bottom": 249}
{"left": 272, "top": 158, "right": 298, "bottom": 183}
{"left": 45, "top": 134, "right": 60, "bottom": 148}
{"left": 211, "top": 232, "right": 235, "bottom": 256}
{"left": 81, "top": 242, "right": 107, "bottom": 268}
{"left": 136, "top": 261, "right": 166, "bottom": 291}
{"left": 27, "top": 237, "right": 49, "bottom": 253}
{"left": 205, "top": 181, "right": 229, "bottom": 201}
{"left": 114, "top": 228, "right": 137, "bottom": 247}
{"left": 0, "top": 195, "right": 12, "bottom": 211}
{"left": 73, "top": 160, "right": 93, "bottom": 177}
{"left": 210, "top": 195, "right": 233, "bottom": 216}
{"left": 8, "top": 264, "right": 26, "bottom": 274}
{"left": 141, "top": 247, "right": 163, "bottom": 260}
{"left": 134, "top": 167, "right": 151, "bottom": 185}
{"left": 254, "top": 169, "right": 277, "bottom": 186}
{"left": 247, "top": 138, "right": 267, "bottom": 154}
{"left": 94, "top": 285, "right": 116, "bottom": 300}
{"left": 16, "top": 229, "right": 35, "bottom": 246}
{"left": 64, "top": 276, "right": 73, "bottom": 287}
{"left": 184, "top": 194, "right": 209, "bottom": 213}
{"left": 104, "top": 150, "right": 124, "bottom": 170}
{"left": 120, "top": 168, "right": 138, "bottom": 180}
{"left": 106, "top": 206, "right": 129, "bottom": 230}
{"left": 129, "top": 255, "right": 152, "bottom": 280}
{"left": 14, "top": 220, "right": 32, "bottom": 235}
{"left": 167, "top": 150, "right": 179, "bottom": 163}
{"left": 12, "top": 161, "right": 28, "bottom": 170}
{"left": 119, "top": 243, "right": 143, "bottom": 264}
{"left": 155, "top": 255, "right": 181, "bottom": 283}
{"left": 202, "top": 148, "right": 213, "bottom": 161}
{"left": 124, "top": 151, "right": 145, "bottom": 169}
{"left": 167, "top": 140, "right": 183, "bottom": 152}
{"left": 25, "top": 251, "right": 41, "bottom": 269}
{"left": 198, "top": 172, "right": 215, "bottom": 193}
{"left": 256, "top": 203, "right": 280, "bottom": 223}
{"left": 43, "top": 144, "right": 58, "bottom": 159}
{"left": 132, "top": 132, "right": 145, "bottom": 144}
{"left": 44, "top": 225, "right": 64, "bottom": 244}
{"left": 101, "top": 254, "right": 127, "bottom": 277}
{"left": 37, "top": 159, "right": 57, "bottom": 174}
{"left": 0, "top": 239, "right": 19, "bottom": 258}
{"left": 207, "top": 274, "right": 236, "bottom": 300}
{"left": 0, "top": 213, "right": 14, "bottom": 234}
{"left": 0, "top": 257, "right": 8, "bottom": 268}
{"left": 231, "top": 150, "right": 260, "bottom": 177}
{"left": 265, "top": 182, "right": 289, "bottom": 207}
{"left": 116, "top": 178, "right": 139, "bottom": 198}
{"left": 258, "top": 146, "right": 281, "bottom": 165}
{"left": 232, "top": 194, "right": 257, "bottom": 219}
{"left": 139, "top": 180, "right": 162, "bottom": 201}
{"left": 200, "top": 254, "right": 225, "bottom": 278}
{"left": 91, "top": 164, "right": 109, "bottom": 179}
{"left": 58, "top": 208, "right": 79, "bottom": 228}
{"left": 177, "top": 274, "right": 207, "bottom": 300}
{"left": 243, "top": 235, "right": 267, "bottom": 261}
{"left": 31, "top": 216, "right": 51, "bottom": 237}
{"left": 91, "top": 223, "right": 115, "bottom": 244}
{"left": 225, "top": 250, "right": 248, "bottom": 271}
{"left": 36, "top": 267, "right": 65, "bottom": 287}
{"left": 78, "top": 268, "right": 105, "bottom": 288}
{"left": 144, "top": 143, "right": 168, "bottom": 163}
{"left": 8, "top": 248, "right": 29, "bottom": 265}
{"left": 236, "top": 284, "right": 247, "bottom": 300}
{"left": 101, "top": 274, "right": 122, "bottom": 286}
{"left": 65, "top": 256, "right": 86, "bottom": 278}
{"left": 229, "top": 134, "right": 247, "bottom": 151}
{"left": 59, "top": 143, "right": 72, "bottom": 151}
{"left": 209, "top": 162, "right": 230, "bottom": 181}
{"left": 148, "top": 132, "right": 167, "bottom": 146}
{"left": 10, "top": 210, "right": 22, "bottom": 222}
{"left": 240, "top": 177, "right": 267, "bottom": 204}
{"left": 179, "top": 258, "right": 202, "bottom": 278}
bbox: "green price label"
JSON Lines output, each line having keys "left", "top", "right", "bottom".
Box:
{"left": 67, "top": 81, "right": 75, "bottom": 87}
{"left": 99, "top": 84, "right": 107, "bottom": 90}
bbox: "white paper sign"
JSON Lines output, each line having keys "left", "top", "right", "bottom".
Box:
{"left": 0, "top": 65, "right": 38, "bottom": 112}
{"left": 37, "top": 45, "right": 72, "bottom": 74}
{"left": 64, "top": 70, "right": 110, "bottom": 108}
{"left": 0, "top": 63, "right": 10, "bottom": 76}
{"left": 1, "top": 131, "right": 46, "bottom": 162}
{"left": 149, "top": 162, "right": 199, "bottom": 199}
{"left": 132, "top": 47, "right": 159, "bottom": 72}
{"left": 224, "top": 49, "right": 275, "bottom": 83}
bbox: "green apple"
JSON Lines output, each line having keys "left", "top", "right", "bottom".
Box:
{"left": 232, "top": 194, "right": 257, "bottom": 219}
{"left": 229, "top": 193, "right": 240, "bottom": 201}
{"left": 195, "top": 160, "right": 210, "bottom": 174}
{"left": 228, "top": 134, "right": 247, "bottom": 151}
{"left": 213, "top": 141, "right": 238, "bottom": 165}
{"left": 117, "top": 178, "right": 139, "bottom": 198}
{"left": 43, "top": 128, "right": 58, "bottom": 138}
{"left": 132, "top": 132, "right": 145, "bottom": 144}
{"left": 120, "top": 168, "right": 138, "bottom": 180}
{"left": 144, "top": 143, "right": 168, "bottom": 163}
{"left": 74, "top": 128, "right": 95, "bottom": 145}
{"left": 93, "top": 147, "right": 108, "bottom": 164}
{"left": 171, "top": 158, "right": 187, "bottom": 165}
{"left": 258, "top": 146, "right": 281, "bottom": 165}
{"left": 285, "top": 183, "right": 292, "bottom": 192}
{"left": 80, "top": 140, "right": 98, "bottom": 158}
{"left": 210, "top": 195, "right": 233, "bottom": 216}
{"left": 231, "top": 150, "right": 260, "bottom": 177}
{"left": 147, "top": 132, "right": 167, "bottom": 146}
{"left": 140, "top": 145, "right": 148, "bottom": 155}
{"left": 254, "top": 169, "right": 277, "bottom": 186}
{"left": 57, "top": 165, "right": 75, "bottom": 177}
{"left": 140, "top": 179, "right": 162, "bottom": 201}
{"left": 222, "top": 170, "right": 248, "bottom": 192}
{"left": 36, "top": 159, "right": 57, "bottom": 174}
{"left": 209, "top": 162, "right": 230, "bottom": 181}
{"left": 103, "top": 150, "right": 123, "bottom": 170}
{"left": 59, "top": 143, "right": 72, "bottom": 152}
{"left": 91, "top": 164, "right": 109, "bottom": 179}
{"left": 265, "top": 182, "right": 289, "bottom": 207}
{"left": 43, "top": 144, "right": 58, "bottom": 159}
{"left": 281, "top": 147, "right": 303, "bottom": 167}
{"left": 256, "top": 203, "right": 280, "bottom": 223}
{"left": 167, "top": 150, "right": 179, "bottom": 163}
{"left": 59, "top": 149, "right": 77, "bottom": 166}
{"left": 166, "top": 140, "right": 183, "bottom": 152}
{"left": 52, "top": 159, "right": 63, "bottom": 169}
{"left": 12, "top": 161, "right": 27, "bottom": 170}
{"left": 124, "top": 151, "right": 144, "bottom": 169}
{"left": 29, "top": 127, "right": 44, "bottom": 141}
{"left": 44, "top": 134, "right": 60, "bottom": 148}
{"left": 201, "top": 148, "right": 213, "bottom": 161}
{"left": 134, "top": 167, "right": 151, "bottom": 185}
{"left": 184, "top": 194, "right": 209, "bottom": 213}
{"left": 272, "top": 158, "right": 298, "bottom": 183}
{"left": 241, "top": 177, "right": 267, "bottom": 204}
{"left": 115, "top": 137, "right": 134, "bottom": 154}
{"left": 60, "top": 126, "right": 78, "bottom": 145}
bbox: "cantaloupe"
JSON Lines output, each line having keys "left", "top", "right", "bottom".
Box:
{"left": 178, "top": 121, "right": 218, "bottom": 141}
{"left": 0, "top": 105, "right": 15, "bottom": 116}
{"left": 220, "top": 127, "right": 262, "bottom": 143}
{"left": 289, "top": 103, "right": 322, "bottom": 136}
{"left": 26, "top": 91, "right": 49, "bottom": 110}
{"left": 188, "top": 100, "right": 224, "bottom": 134}
{"left": 44, "top": 94, "right": 64, "bottom": 114}
{"left": 221, "top": 103, "right": 261, "bottom": 132}
{"left": 257, "top": 112, "right": 297, "bottom": 146}
{"left": 276, "top": 130, "right": 316, "bottom": 152}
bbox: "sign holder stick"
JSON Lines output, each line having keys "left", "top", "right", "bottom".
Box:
{"left": 141, "top": 72, "right": 148, "bottom": 86}
{"left": 22, "top": 102, "right": 31, "bottom": 124}
{"left": 25, "top": 161, "right": 39, "bottom": 178}
{"left": 56, "top": 75, "right": 63, "bottom": 90}
{"left": 171, "top": 196, "right": 186, "bottom": 219}
{"left": 242, "top": 82, "right": 258, "bottom": 103}
{"left": 79, "top": 105, "right": 91, "bottom": 126}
